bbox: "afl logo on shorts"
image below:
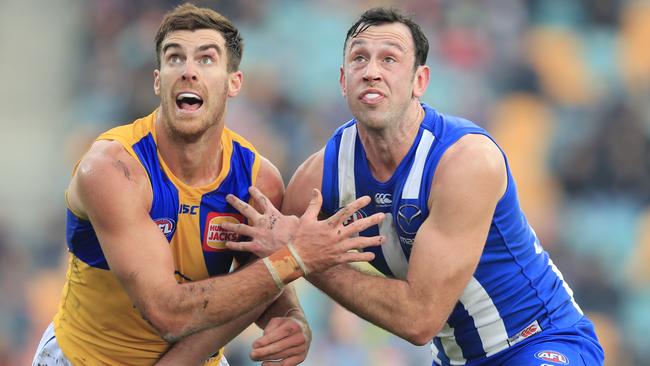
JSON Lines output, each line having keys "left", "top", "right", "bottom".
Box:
{"left": 535, "top": 350, "right": 569, "bottom": 364}
{"left": 154, "top": 218, "right": 176, "bottom": 240}
{"left": 341, "top": 209, "right": 367, "bottom": 226}
{"left": 203, "top": 212, "right": 244, "bottom": 252}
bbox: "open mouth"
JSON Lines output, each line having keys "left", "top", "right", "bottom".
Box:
{"left": 176, "top": 92, "right": 203, "bottom": 111}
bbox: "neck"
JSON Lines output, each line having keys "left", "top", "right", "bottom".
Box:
{"left": 155, "top": 115, "right": 224, "bottom": 187}
{"left": 357, "top": 101, "right": 424, "bottom": 182}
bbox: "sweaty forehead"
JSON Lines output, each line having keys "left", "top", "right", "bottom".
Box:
{"left": 162, "top": 29, "right": 226, "bottom": 50}
{"left": 347, "top": 22, "right": 414, "bottom": 52}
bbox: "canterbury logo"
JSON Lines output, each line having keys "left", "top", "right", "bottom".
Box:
{"left": 374, "top": 193, "right": 392, "bottom": 206}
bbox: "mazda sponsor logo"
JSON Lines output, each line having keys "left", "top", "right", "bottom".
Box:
{"left": 397, "top": 204, "right": 422, "bottom": 235}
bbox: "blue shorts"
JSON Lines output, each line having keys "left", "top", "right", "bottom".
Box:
{"left": 438, "top": 317, "right": 604, "bottom": 366}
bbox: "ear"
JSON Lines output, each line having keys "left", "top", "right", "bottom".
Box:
{"left": 153, "top": 69, "right": 161, "bottom": 96}
{"left": 412, "top": 65, "right": 430, "bottom": 98}
{"left": 339, "top": 65, "right": 347, "bottom": 97}
{"left": 227, "top": 71, "right": 243, "bottom": 97}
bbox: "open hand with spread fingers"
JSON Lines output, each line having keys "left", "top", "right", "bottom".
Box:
{"left": 222, "top": 187, "right": 385, "bottom": 274}
{"left": 223, "top": 186, "right": 299, "bottom": 257}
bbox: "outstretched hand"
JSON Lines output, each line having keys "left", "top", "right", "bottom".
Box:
{"left": 223, "top": 186, "right": 299, "bottom": 257}
{"left": 223, "top": 187, "right": 385, "bottom": 274}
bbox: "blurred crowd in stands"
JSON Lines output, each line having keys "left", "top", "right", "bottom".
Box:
{"left": 2, "top": 0, "right": 650, "bottom": 364}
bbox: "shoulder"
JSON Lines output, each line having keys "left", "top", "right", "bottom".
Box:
{"left": 68, "top": 139, "right": 151, "bottom": 216}
{"left": 254, "top": 155, "right": 285, "bottom": 209}
{"left": 282, "top": 149, "right": 324, "bottom": 216}
{"left": 431, "top": 134, "right": 506, "bottom": 204}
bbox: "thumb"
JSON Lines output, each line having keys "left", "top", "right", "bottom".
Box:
{"left": 303, "top": 189, "right": 323, "bottom": 220}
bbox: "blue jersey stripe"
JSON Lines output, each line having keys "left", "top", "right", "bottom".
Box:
{"left": 199, "top": 140, "right": 256, "bottom": 276}
{"left": 132, "top": 133, "right": 179, "bottom": 242}
{"left": 66, "top": 209, "right": 109, "bottom": 270}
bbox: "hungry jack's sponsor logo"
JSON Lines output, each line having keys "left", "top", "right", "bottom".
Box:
{"left": 202, "top": 212, "right": 244, "bottom": 252}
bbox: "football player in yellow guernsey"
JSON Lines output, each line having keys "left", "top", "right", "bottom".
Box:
{"left": 32, "top": 4, "right": 385, "bottom": 366}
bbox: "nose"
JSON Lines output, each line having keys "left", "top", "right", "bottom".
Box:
{"left": 363, "top": 59, "right": 381, "bottom": 83}
{"left": 182, "top": 62, "right": 198, "bottom": 82}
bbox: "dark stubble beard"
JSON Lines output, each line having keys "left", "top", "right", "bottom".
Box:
{"left": 160, "top": 84, "right": 228, "bottom": 144}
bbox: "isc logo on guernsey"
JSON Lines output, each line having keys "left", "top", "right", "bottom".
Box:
{"left": 202, "top": 212, "right": 244, "bottom": 252}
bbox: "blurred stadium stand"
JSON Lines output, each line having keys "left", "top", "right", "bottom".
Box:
{"left": 1, "top": 0, "right": 649, "bottom": 365}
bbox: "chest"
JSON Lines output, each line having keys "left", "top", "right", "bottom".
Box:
{"left": 149, "top": 175, "right": 248, "bottom": 283}
{"left": 352, "top": 182, "right": 429, "bottom": 279}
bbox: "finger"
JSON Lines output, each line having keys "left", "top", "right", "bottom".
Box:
{"left": 328, "top": 195, "right": 372, "bottom": 227}
{"left": 253, "top": 321, "right": 303, "bottom": 348}
{"left": 252, "top": 336, "right": 306, "bottom": 361}
{"left": 220, "top": 221, "right": 258, "bottom": 238}
{"left": 226, "top": 194, "right": 261, "bottom": 221}
{"left": 253, "top": 341, "right": 306, "bottom": 362}
{"left": 249, "top": 186, "right": 275, "bottom": 213}
{"left": 255, "top": 345, "right": 306, "bottom": 364}
{"left": 281, "top": 355, "right": 306, "bottom": 366}
{"left": 260, "top": 355, "right": 304, "bottom": 366}
{"left": 341, "top": 235, "right": 384, "bottom": 251}
{"left": 302, "top": 189, "right": 323, "bottom": 220}
{"left": 342, "top": 212, "right": 385, "bottom": 236}
{"left": 340, "top": 250, "right": 376, "bottom": 264}
{"left": 261, "top": 317, "right": 284, "bottom": 333}
{"left": 261, "top": 361, "right": 281, "bottom": 366}
{"left": 225, "top": 240, "right": 262, "bottom": 253}
{"left": 280, "top": 355, "right": 305, "bottom": 366}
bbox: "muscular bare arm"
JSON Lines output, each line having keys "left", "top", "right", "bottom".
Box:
{"left": 156, "top": 300, "right": 272, "bottom": 366}
{"left": 69, "top": 141, "right": 293, "bottom": 343}
{"left": 285, "top": 135, "right": 507, "bottom": 345}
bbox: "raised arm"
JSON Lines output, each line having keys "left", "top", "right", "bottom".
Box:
{"left": 304, "top": 134, "right": 507, "bottom": 344}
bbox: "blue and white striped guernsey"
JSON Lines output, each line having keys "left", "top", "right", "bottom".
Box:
{"left": 320, "top": 104, "right": 584, "bottom": 365}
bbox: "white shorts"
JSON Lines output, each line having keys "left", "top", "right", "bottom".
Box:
{"left": 32, "top": 323, "right": 71, "bottom": 366}
{"left": 32, "top": 323, "right": 230, "bottom": 366}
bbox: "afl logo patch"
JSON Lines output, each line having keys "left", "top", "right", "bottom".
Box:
{"left": 397, "top": 204, "right": 422, "bottom": 235}
{"left": 341, "top": 209, "right": 367, "bottom": 227}
{"left": 535, "top": 350, "right": 569, "bottom": 364}
{"left": 154, "top": 218, "right": 176, "bottom": 240}
{"left": 203, "top": 213, "right": 244, "bottom": 252}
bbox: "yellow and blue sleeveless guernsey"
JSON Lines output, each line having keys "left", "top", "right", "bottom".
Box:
{"left": 53, "top": 110, "right": 260, "bottom": 365}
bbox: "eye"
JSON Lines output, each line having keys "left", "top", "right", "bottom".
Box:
{"left": 384, "top": 56, "right": 396, "bottom": 63}
{"left": 199, "top": 55, "right": 213, "bottom": 65}
{"left": 352, "top": 55, "right": 366, "bottom": 63}
{"left": 169, "top": 54, "right": 183, "bottom": 64}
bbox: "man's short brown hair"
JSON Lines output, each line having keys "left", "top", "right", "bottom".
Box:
{"left": 155, "top": 3, "right": 243, "bottom": 72}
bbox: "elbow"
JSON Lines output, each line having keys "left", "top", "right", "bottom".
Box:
{"left": 406, "top": 332, "right": 435, "bottom": 346}
{"left": 401, "top": 319, "right": 441, "bottom": 346}
{"left": 140, "top": 302, "right": 191, "bottom": 342}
